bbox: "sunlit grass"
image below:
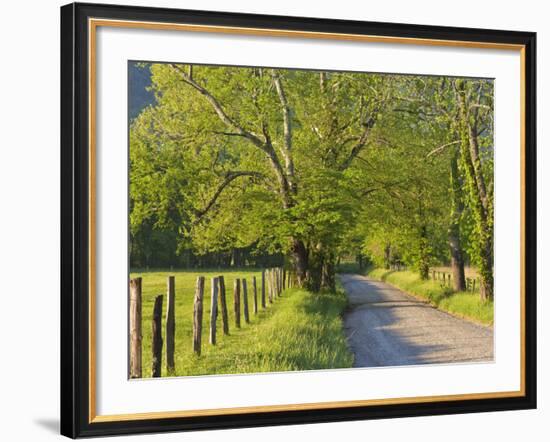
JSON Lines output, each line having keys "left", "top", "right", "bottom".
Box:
{"left": 367, "top": 268, "right": 493, "bottom": 326}
{"left": 130, "top": 269, "right": 353, "bottom": 378}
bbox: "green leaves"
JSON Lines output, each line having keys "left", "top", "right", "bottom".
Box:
{"left": 129, "top": 62, "right": 493, "bottom": 287}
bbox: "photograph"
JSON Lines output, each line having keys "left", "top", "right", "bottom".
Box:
{"left": 128, "top": 61, "right": 495, "bottom": 379}
{"left": 58, "top": 2, "right": 537, "bottom": 437}
{"left": 0, "top": 0, "right": 544, "bottom": 440}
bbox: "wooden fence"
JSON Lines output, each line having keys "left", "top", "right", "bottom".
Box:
{"left": 388, "top": 264, "right": 480, "bottom": 293}
{"left": 128, "top": 267, "right": 293, "bottom": 378}
{"left": 429, "top": 270, "right": 480, "bottom": 292}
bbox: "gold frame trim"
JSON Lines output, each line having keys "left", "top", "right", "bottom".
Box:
{"left": 88, "top": 18, "right": 527, "bottom": 424}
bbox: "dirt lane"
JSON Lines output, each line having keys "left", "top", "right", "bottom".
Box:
{"left": 340, "top": 274, "right": 493, "bottom": 367}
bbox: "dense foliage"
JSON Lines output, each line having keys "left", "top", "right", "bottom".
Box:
{"left": 130, "top": 63, "right": 494, "bottom": 299}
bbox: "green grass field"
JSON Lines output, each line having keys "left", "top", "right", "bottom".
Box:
{"left": 130, "top": 269, "right": 353, "bottom": 378}
{"left": 367, "top": 268, "right": 494, "bottom": 326}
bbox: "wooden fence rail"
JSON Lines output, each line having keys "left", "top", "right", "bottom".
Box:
{"left": 129, "top": 267, "right": 287, "bottom": 378}
{"left": 428, "top": 270, "right": 480, "bottom": 292}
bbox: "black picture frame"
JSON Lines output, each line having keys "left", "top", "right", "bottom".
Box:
{"left": 61, "top": 2, "right": 537, "bottom": 438}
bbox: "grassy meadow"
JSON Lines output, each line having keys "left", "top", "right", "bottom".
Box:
{"left": 367, "top": 268, "right": 494, "bottom": 326}
{"left": 130, "top": 269, "right": 353, "bottom": 378}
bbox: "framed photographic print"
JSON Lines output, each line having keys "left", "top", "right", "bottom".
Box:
{"left": 60, "top": 2, "right": 536, "bottom": 438}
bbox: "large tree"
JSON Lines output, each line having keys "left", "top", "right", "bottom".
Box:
{"left": 455, "top": 78, "right": 494, "bottom": 300}
{"left": 131, "top": 64, "right": 393, "bottom": 289}
{"left": 130, "top": 64, "right": 494, "bottom": 297}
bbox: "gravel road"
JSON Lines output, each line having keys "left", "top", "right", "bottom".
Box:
{"left": 341, "top": 274, "right": 494, "bottom": 367}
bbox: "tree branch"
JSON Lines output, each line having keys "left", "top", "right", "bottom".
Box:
{"left": 426, "top": 140, "right": 460, "bottom": 158}
{"left": 171, "top": 64, "right": 266, "bottom": 149}
{"left": 271, "top": 70, "right": 296, "bottom": 193}
{"left": 339, "top": 113, "right": 377, "bottom": 171}
{"left": 171, "top": 63, "right": 293, "bottom": 209}
{"left": 193, "top": 171, "right": 265, "bottom": 223}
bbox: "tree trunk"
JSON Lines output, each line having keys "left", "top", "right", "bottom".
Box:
{"left": 418, "top": 225, "right": 430, "bottom": 280}
{"left": 303, "top": 246, "right": 337, "bottom": 293}
{"left": 449, "top": 232, "right": 466, "bottom": 291}
{"left": 449, "top": 150, "right": 466, "bottom": 291}
{"left": 384, "top": 244, "right": 391, "bottom": 270}
{"left": 290, "top": 238, "right": 308, "bottom": 286}
{"left": 479, "top": 237, "right": 494, "bottom": 301}
{"left": 456, "top": 79, "right": 494, "bottom": 301}
{"left": 306, "top": 242, "right": 330, "bottom": 293}
{"left": 321, "top": 252, "right": 336, "bottom": 291}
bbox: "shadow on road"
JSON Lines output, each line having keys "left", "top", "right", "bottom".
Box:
{"left": 340, "top": 274, "right": 493, "bottom": 368}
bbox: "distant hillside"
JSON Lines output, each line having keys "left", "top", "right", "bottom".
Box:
{"left": 129, "top": 62, "right": 156, "bottom": 120}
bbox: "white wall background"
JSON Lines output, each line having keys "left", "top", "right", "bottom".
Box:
{"left": 0, "top": 0, "right": 546, "bottom": 440}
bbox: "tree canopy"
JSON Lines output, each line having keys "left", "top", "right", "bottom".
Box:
{"left": 130, "top": 62, "right": 494, "bottom": 298}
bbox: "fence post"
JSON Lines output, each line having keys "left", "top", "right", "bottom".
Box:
{"left": 432, "top": 271, "right": 435, "bottom": 280}
{"left": 266, "top": 269, "right": 270, "bottom": 303}
{"left": 129, "top": 277, "right": 142, "bottom": 379}
{"left": 234, "top": 278, "right": 241, "bottom": 328}
{"left": 242, "top": 278, "right": 250, "bottom": 324}
{"left": 261, "top": 270, "right": 266, "bottom": 309}
{"left": 282, "top": 269, "right": 286, "bottom": 290}
{"left": 210, "top": 277, "right": 218, "bottom": 345}
{"left": 268, "top": 269, "right": 273, "bottom": 303}
{"left": 193, "top": 276, "right": 205, "bottom": 355}
{"left": 151, "top": 294, "right": 163, "bottom": 377}
{"left": 218, "top": 275, "right": 229, "bottom": 335}
{"left": 165, "top": 276, "right": 175, "bottom": 374}
{"left": 273, "top": 269, "right": 277, "bottom": 299}
{"left": 252, "top": 276, "right": 258, "bottom": 314}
